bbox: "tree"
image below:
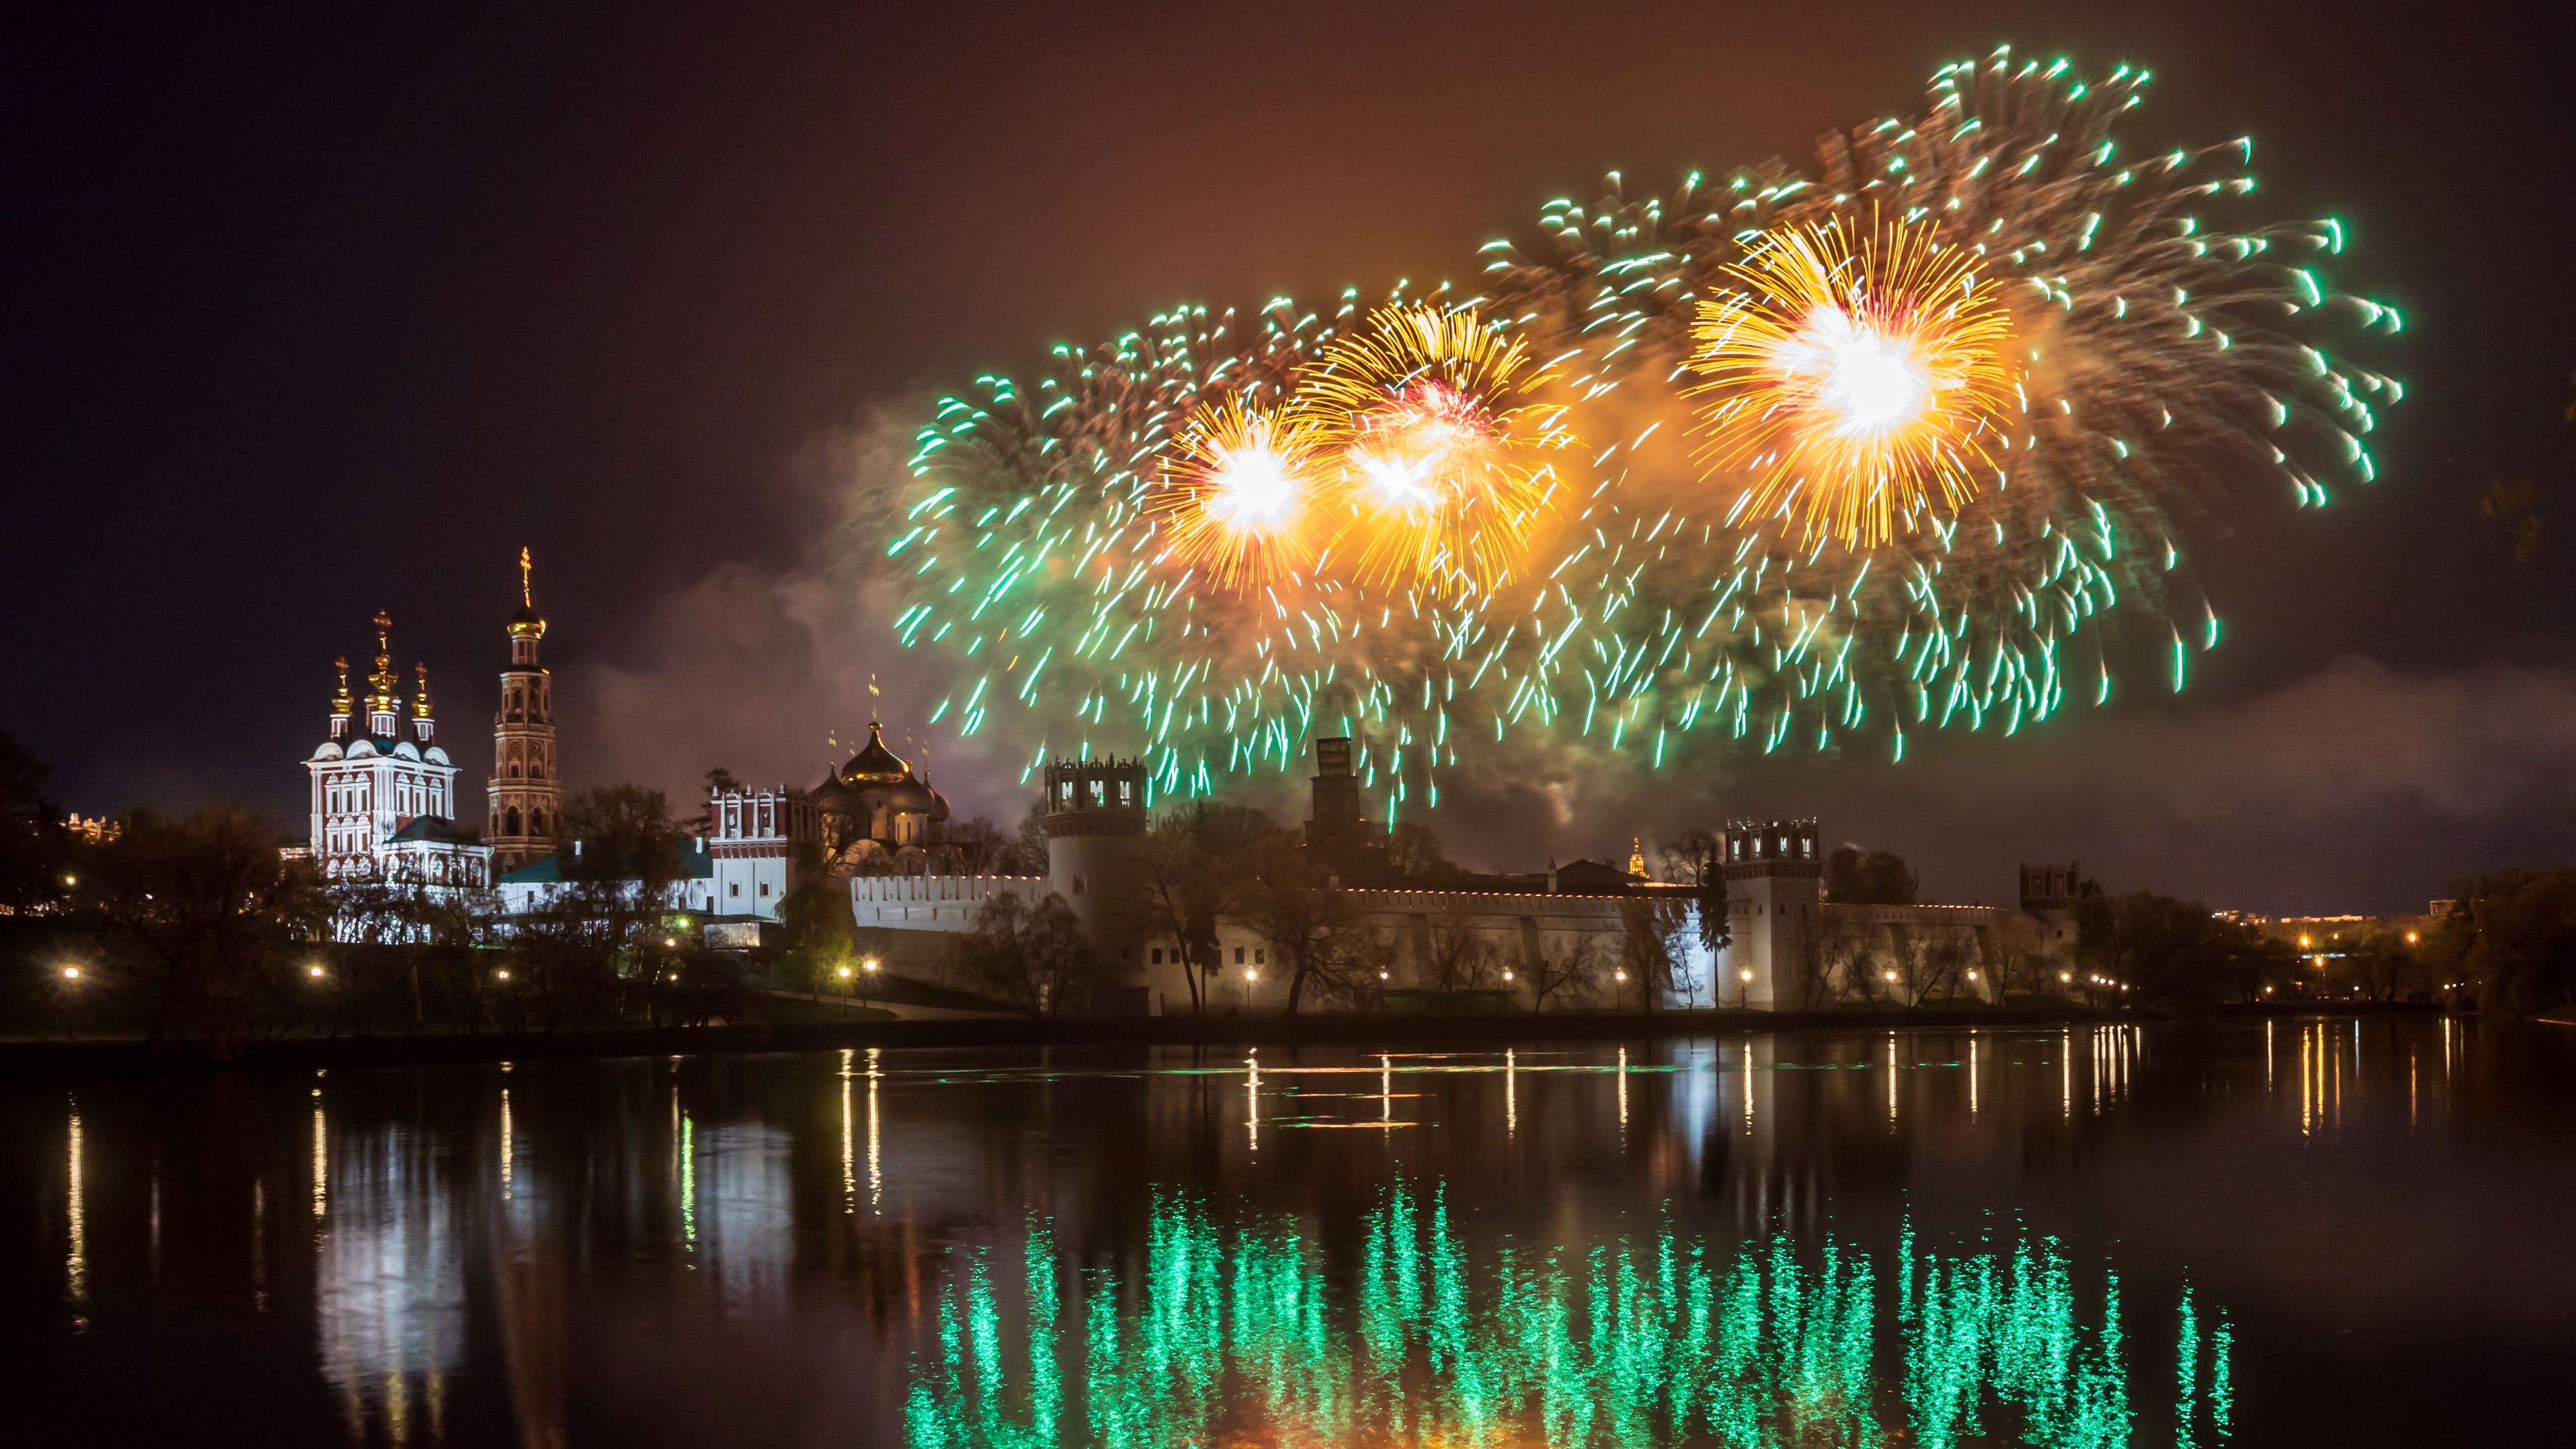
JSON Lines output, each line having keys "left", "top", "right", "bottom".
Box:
{"left": 1237, "top": 840, "right": 1368, "bottom": 1014}
{"left": 1136, "top": 801, "right": 1278, "bottom": 1015}
{"left": 1823, "top": 845, "right": 1917, "bottom": 905}
{"left": 953, "top": 890, "right": 1097, "bottom": 1016}
{"left": 1659, "top": 829, "right": 1733, "bottom": 979}
{"left": 0, "top": 728, "right": 67, "bottom": 917}
{"left": 2343, "top": 926, "right": 2420, "bottom": 1002}
{"left": 2074, "top": 890, "right": 2266, "bottom": 1009}
{"left": 1007, "top": 801, "right": 1052, "bottom": 877}
{"left": 929, "top": 815, "right": 1011, "bottom": 876}
{"left": 1524, "top": 932, "right": 1606, "bottom": 1012}
{"left": 1618, "top": 895, "right": 1691, "bottom": 1010}
{"left": 1800, "top": 918, "right": 1872, "bottom": 1010}
{"left": 508, "top": 785, "right": 687, "bottom": 1030}
{"left": 1386, "top": 821, "right": 1459, "bottom": 882}
{"left": 2445, "top": 869, "right": 2576, "bottom": 1015}
{"left": 1418, "top": 913, "right": 1500, "bottom": 994}
{"left": 84, "top": 806, "right": 327, "bottom": 1055}
{"left": 691, "top": 767, "right": 743, "bottom": 833}
{"left": 773, "top": 838, "right": 854, "bottom": 993}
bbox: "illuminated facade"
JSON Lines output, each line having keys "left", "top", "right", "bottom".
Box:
{"left": 298, "top": 611, "right": 492, "bottom": 892}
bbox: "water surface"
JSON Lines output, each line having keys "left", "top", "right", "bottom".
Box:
{"left": 7, "top": 1018, "right": 2572, "bottom": 1445}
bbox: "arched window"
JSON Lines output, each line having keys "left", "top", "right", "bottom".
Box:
{"left": 530, "top": 809, "right": 545, "bottom": 836}
{"left": 506, "top": 807, "right": 522, "bottom": 836}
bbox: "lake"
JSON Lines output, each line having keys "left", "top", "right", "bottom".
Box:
{"left": 6, "top": 1018, "right": 2572, "bottom": 1445}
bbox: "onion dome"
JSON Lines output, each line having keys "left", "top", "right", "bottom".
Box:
{"left": 841, "top": 722, "right": 910, "bottom": 785}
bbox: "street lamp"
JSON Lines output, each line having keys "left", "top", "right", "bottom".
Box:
{"left": 496, "top": 969, "right": 511, "bottom": 982}
{"left": 861, "top": 957, "right": 880, "bottom": 1010}
{"left": 1739, "top": 967, "right": 1754, "bottom": 1010}
{"left": 1613, "top": 967, "right": 1627, "bottom": 1010}
{"left": 61, "top": 965, "right": 79, "bottom": 981}
{"left": 308, "top": 963, "right": 325, "bottom": 980}
{"left": 1243, "top": 966, "right": 1258, "bottom": 1012}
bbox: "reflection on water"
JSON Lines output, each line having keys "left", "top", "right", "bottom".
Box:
{"left": 10, "top": 1019, "right": 2576, "bottom": 1446}
{"left": 316, "top": 1123, "right": 461, "bottom": 1445}
{"left": 904, "top": 1183, "right": 2224, "bottom": 1449}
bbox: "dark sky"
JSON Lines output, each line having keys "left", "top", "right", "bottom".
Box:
{"left": 9, "top": 1, "right": 2576, "bottom": 914}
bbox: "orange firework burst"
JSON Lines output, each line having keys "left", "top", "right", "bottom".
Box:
{"left": 1688, "top": 215, "right": 2019, "bottom": 549}
{"left": 1149, "top": 397, "right": 1325, "bottom": 589}
{"left": 1296, "top": 305, "right": 1572, "bottom": 594}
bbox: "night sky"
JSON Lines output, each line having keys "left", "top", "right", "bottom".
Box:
{"left": 10, "top": 1, "right": 2576, "bottom": 913}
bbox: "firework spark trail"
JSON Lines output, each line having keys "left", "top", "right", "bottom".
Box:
{"left": 893, "top": 286, "right": 1505, "bottom": 808}
{"left": 1484, "top": 46, "right": 2399, "bottom": 764}
{"left": 889, "top": 48, "right": 2400, "bottom": 803}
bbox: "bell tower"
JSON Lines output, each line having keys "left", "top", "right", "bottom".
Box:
{"left": 487, "top": 549, "right": 561, "bottom": 872}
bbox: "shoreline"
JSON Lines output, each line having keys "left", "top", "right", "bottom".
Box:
{"left": 0, "top": 1000, "right": 2448, "bottom": 1077}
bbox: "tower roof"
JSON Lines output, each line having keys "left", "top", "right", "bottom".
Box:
{"left": 841, "top": 722, "right": 909, "bottom": 785}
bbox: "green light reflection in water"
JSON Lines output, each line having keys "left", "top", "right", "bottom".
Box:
{"left": 905, "top": 1184, "right": 2231, "bottom": 1448}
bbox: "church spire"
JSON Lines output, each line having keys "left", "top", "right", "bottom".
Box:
{"left": 412, "top": 663, "right": 436, "bottom": 743}
{"left": 366, "top": 610, "right": 400, "bottom": 736}
{"left": 329, "top": 656, "right": 353, "bottom": 740}
{"left": 506, "top": 548, "right": 547, "bottom": 666}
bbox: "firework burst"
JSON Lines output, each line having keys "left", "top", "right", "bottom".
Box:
{"left": 1149, "top": 397, "right": 1326, "bottom": 591}
{"left": 887, "top": 49, "right": 2402, "bottom": 803}
{"left": 1688, "top": 214, "right": 2020, "bottom": 550}
{"left": 1296, "top": 305, "right": 1576, "bottom": 597}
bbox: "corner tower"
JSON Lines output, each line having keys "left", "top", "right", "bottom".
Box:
{"left": 487, "top": 549, "right": 560, "bottom": 872}
{"left": 1043, "top": 756, "right": 1149, "bottom": 1014}
{"left": 1721, "top": 817, "right": 1821, "bottom": 1009}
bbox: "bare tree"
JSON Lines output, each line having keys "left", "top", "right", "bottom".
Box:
{"left": 1238, "top": 841, "right": 1368, "bottom": 1014}
{"left": 86, "top": 805, "right": 329, "bottom": 1056}
{"left": 1798, "top": 918, "right": 1871, "bottom": 1011}
{"left": 1525, "top": 932, "right": 1607, "bottom": 1012}
{"left": 1419, "top": 913, "right": 1499, "bottom": 994}
{"left": 1619, "top": 896, "right": 1690, "bottom": 1010}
